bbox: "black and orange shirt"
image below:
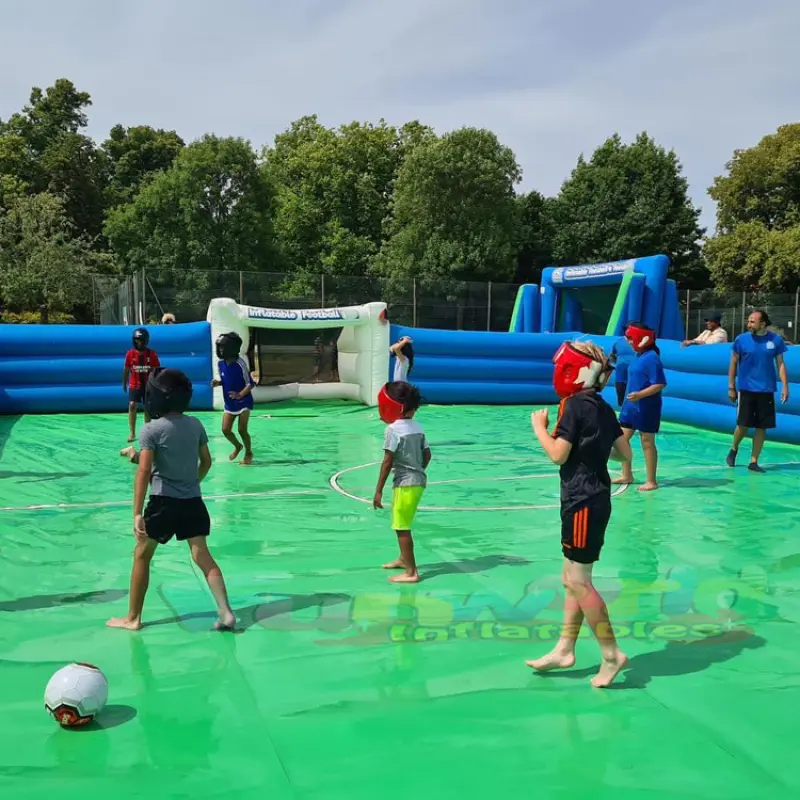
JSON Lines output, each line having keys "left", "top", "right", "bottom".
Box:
{"left": 552, "top": 390, "right": 623, "bottom": 510}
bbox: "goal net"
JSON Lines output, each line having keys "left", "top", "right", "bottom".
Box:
{"left": 206, "top": 298, "right": 389, "bottom": 408}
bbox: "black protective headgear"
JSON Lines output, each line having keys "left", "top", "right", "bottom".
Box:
{"left": 144, "top": 367, "right": 193, "bottom": 419}
{"left": 216, "top": 332, "right": 242, "bottom": 361}
{"left": 133, "top": 328, "right": 150, "bottom": 350}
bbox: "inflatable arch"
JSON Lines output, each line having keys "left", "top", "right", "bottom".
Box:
{"left": 207, "top": 298, "right": 388, "bottom": 408}
{"left": 510, "top": 255, "right": 685, "bottom": 340}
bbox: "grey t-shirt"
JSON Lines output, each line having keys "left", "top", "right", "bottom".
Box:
{"left": 139, "top": 414, "right": 209, "bottom": 498}
{"left": 384, "top": 418, "right": 428, "bottom": 488}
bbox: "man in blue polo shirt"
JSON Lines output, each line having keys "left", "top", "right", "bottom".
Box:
{"left": 727, "top": 310, "right": 789, "bottom": 472}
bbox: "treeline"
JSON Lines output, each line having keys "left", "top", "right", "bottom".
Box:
{"left": 0, "top": 78, "right": 797, "bottom": 322}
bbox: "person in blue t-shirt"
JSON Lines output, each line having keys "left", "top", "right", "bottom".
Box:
{"left": 609, "top": 336, "right": 634, "bottom": 407}
{"left": 727, "top": 310, "right": 789, "bottom": 472}
{"left": 212, "top": 332, "right": 256, "bottom": 465}
{"left": 615, "top": 322, "right": 667, "bottom": 492}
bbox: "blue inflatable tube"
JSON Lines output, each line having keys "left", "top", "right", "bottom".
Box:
{"left": 0, "top": 321, "right": 213, "bottom": 414}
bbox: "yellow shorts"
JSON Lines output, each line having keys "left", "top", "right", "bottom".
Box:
{"left": 391, "top": 486, "right": 424, "bottom": 531}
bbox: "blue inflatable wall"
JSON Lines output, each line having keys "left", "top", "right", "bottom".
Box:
{"left": 392, "top": 324, "right": 800, "bottom": 445}
{"left": 0, "top": 322, "right": 213, "bottom": 414}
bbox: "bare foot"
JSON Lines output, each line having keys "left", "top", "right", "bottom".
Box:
{"left": 526, "top": 650, "right": 576, "bottom": 672}
{"left": 127, "top": 434, "right": 136, "bottom": 443}
{"left": 389, "top": 572, "right": 420, "bottom": 583}
{"left": 591, "top": 652, "right": 629, "bottom": 688}
{"left": 229, "top": 445, "right": 243, "bottom": 462}
{"left": 106, "top": 616, "right": 142, "bottom": 631}
{"left": 637, "top": 482, "right": 658, "bottom": 492}
{"left": 241, "top": 452, "right": 253, "bottom": 465}
{"left": 612, "top": 476, "right": 633, "bottom": 485}
{"left": 119, "top": 446, "right": 135, "bottom": 458}
{"left": 214, "top": 611, "right": 236, "bottom": 631}
{"left": 382, "top": 559, "right": 405, "bottom": 569}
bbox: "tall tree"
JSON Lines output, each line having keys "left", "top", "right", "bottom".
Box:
{"left": 515, "top": 190, "right": 554, "bottom": 284}
{"left": 0, "top": 192, "right": 103, "bottom": 322}
{"left": 103, "top": 124, "right": 185, "bottom": 208}
{"left": 550, "top": 133, "right": 707, "bottom": 286}
{"left": 374, "top": 127, "right": 522, "bottom": 285}
{"left": 105, "top": 134, "right": 278, "bottom": 275}
{"left": 0, "top": 79, "right": 106, "bottom": 238}
{"left": 705, "top": 123, "right": 800, "bottom": 290}
{"left": 264, "top": 116, "right": 434, "bottom": 282}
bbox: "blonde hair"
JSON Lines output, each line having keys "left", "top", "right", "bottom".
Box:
{"left": 161, "top": 313, "right": 176, "bottom": 324}
{"left": 569, "top": 341, "right": 612, "bottom": 389}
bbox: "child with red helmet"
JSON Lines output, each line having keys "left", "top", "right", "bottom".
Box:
{"left": 373, "top": 381, "right": 432, "bottom": 583}
{"left": 528, "top": 341, "right": 632, "bottom": 688}
{"left": 614, "top": 322, "right": 667, "bottom": 491}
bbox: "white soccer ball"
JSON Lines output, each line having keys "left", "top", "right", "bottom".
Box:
{"left": 44, "top": 662, "right": 108, "bottom": 727}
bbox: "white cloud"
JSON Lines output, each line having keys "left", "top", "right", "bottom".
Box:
{"left": 1, "top": 0, "right": 799, "bottom": 233}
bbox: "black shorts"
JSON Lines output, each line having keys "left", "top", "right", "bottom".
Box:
{"left": 561, "top": 494, "right": 612, "bottom": 564}
{"left": 128, "top": 387, "right": 145, "bottom": 404}
{"left": 737, "top": 390, "right": 776, "bottom": 430}
{"left": 143, "top": 495, "right": 211, "bottom": 544}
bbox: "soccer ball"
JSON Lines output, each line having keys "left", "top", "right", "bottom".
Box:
{"left": 44, "top": 662, "right": 108, "bottom": 727}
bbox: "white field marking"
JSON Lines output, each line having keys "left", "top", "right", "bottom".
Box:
{"left": 0, "top": 489, "right": 326, "bottom": 513}
{"left": 329, "top": 461, "right": 630, "bottom": 512}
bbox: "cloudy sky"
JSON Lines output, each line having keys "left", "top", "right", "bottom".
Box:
{"left": 1, "top": 0, "right": 798, "bottom": 231}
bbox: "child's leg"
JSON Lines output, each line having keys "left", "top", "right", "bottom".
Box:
{"left": 120, "top": 446, "right": 140, "bottom": 464}
{"left": 389, "top": 530, "right": 419, "bottom": 583}
{"left": 107, "top": 537, "right": 158, "bottom": 630}
{"left": 188, "top": 537, "right": 236, "bottom": 629}
{"left": 639, "top": 433, "right": 658, "bottom": 491}
{"left": 221, "top": 412, "right": 242, "bottom": 460}
{"left": 237, "top": 410, "right": 253, "bottom": 464}
{"left": 526, "top": 560, "right": 583, "bottom": 670}
{"left": 612, "top": 427, "right": 636, "bottom": 483}
{"left": 127, "top": 400, "right": 138, "bottom": 442}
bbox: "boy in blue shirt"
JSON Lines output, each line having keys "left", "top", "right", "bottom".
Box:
{"left": 614, "top": 322, "right": 666, "bottom": 492}
{"left": 727, "top": 310, "right": 789, "bottom": 472}
{"left": 212, "top": 332, "right": 256, "bottom": 465}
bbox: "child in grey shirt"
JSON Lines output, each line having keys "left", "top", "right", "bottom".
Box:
{"left": 373, "top": 381, "right": 431, "bottom": 583}
{"left": 107, "top": 368, "right": 236, "bottom": 632}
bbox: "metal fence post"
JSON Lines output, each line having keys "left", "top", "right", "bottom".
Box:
{"left": 741, "top": 291, "right": 746, "bottom": 334}
{"left": 321, "top": 274, "right": 325, "bottom": 308}
{"left": 412, "top": 279, "right": 417, "bottom": 327}
{"left": 794, "top": 288, "right": 799, "bottom": 342}
{"left": 487, "top": 282, "right": 492, "bottom": 331}
{"left": 239, "top": 271, "right": 244, "bottom": 305}
{"left": 141, "top": 268, "right": 147, "bottom": 324}
{"left": 685, "top": 289, "right": 690, "bottom": 338}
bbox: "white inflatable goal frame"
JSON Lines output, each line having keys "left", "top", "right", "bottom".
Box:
{"left": 206, "top": 297, "right": 389, "bottom": 408}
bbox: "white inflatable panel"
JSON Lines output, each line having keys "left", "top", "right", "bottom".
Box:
{"left": 207, "top": 298, "right": 388, "bottom": 409}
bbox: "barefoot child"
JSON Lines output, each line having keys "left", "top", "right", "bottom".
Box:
{"left": 389, "top": 336, "right": 414, "bottom": 382}
{"left": 615, "top": 322, "right": 666, "bottom": 491}
{"left": 373, "top": 381, "right": 431, "bottom": 583}
{"left": 212, "top": 332, "right": 255, "bottom": 465}
{"left": 107, "top": 368, "right": 236, "bottom": 632}
{"left": 123, "top": 328, "right": 160, "bottom": 442}
{"left": 527, "top": 341, "right": 632, "bottom": 688}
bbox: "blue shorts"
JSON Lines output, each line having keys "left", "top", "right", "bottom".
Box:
{"left": 223, "top": 397, "right": 254, "bottom": 417}
{"left": 619, "top": 404, "right": 661, "bottom": 434}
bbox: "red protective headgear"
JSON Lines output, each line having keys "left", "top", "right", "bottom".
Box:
{"left": 378, "top": 384, "right": 404, "bottom": 423}
{"left": 625, "top": 323, "right": 656, "bottom": 353}
{"left": 552, "top": 342, "right": 605, "bottom": 398}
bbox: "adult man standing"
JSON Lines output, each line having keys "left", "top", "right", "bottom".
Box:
{"left": 727, "top": 310, "right": 789, "bottom": 472}
{"left": 682, "top": 314, "right": 728, "bottom": 346}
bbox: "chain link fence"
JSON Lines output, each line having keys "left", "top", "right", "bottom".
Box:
{"left": 90, "top": 270, "right": 800, "bottom": 340}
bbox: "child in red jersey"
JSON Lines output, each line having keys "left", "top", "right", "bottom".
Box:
{"left": 123, "top": 328, "right": 160, "bottom": 442}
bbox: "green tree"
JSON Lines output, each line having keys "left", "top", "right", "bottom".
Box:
{"left": 550, "top": 133, "right": 707, "bottom": 286}
{"left": 102, "top": 124, "right": 185, "bottom": 208}
{"left": 0, "top": 79, "right": 106, "bottom": 238}
{"left": 265, "top": 116, "right": 434, "bottom": 286}
{"left": 105, "top": 135, "right": 278, "bottom": 315}
{"left": 375, "top": 127, "right": 522, "bottom": 285}
{"left": 0, "top": 192, "right": 104, "bottom": 321}
{"left": 515, "top": 190, "right": 554, "bottom": 283}
{"left": 705, "top": 123, "right": 800, "bottom": 289}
